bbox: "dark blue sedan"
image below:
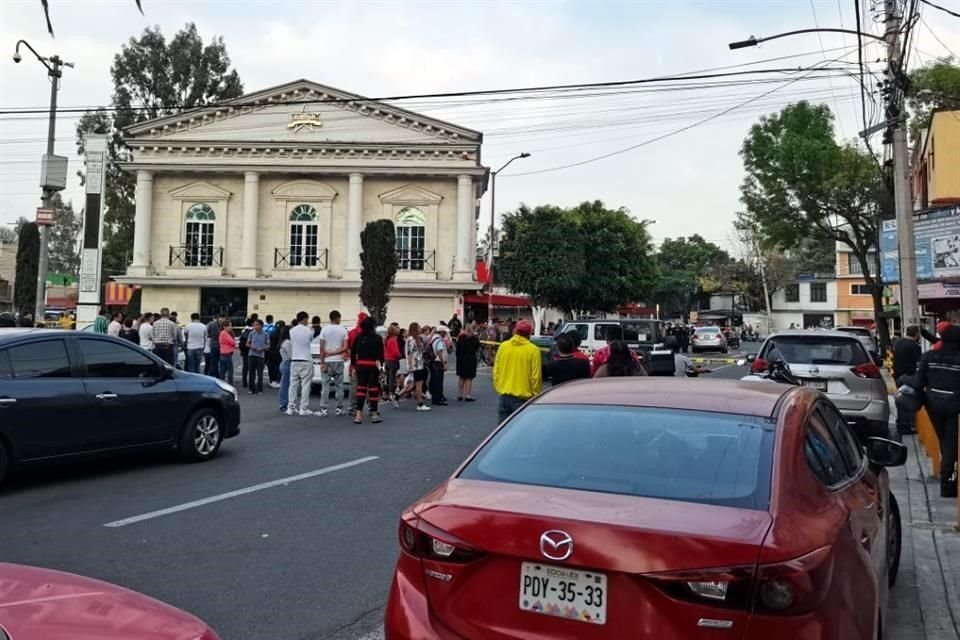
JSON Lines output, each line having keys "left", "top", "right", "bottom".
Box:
{"left": 0, "top": 329, "right": 240, "bottom": 487}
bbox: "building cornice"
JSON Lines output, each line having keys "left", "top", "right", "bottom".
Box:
{"left": 116, "top": 161, "right": 488, "bottom": 179}
{"left": 113, "top": 275, "right": 482, "bottom": 292}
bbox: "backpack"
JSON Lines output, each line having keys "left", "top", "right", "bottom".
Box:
{"left": 422, "top": 336, "right": 437, "bottom": 365}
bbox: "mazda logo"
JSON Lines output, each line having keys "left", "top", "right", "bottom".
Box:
{"left": 540, "top": 530, "right": 574, "bottom": 561}
{"left": 809, "top": 366, "right": 820, "bottom": 376}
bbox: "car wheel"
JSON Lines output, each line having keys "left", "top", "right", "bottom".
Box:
{"left": 888, "top": 492, "right": 902, "bottom": 587}
{"left": 179, "top": 408, "right": 223, "bottom": 462}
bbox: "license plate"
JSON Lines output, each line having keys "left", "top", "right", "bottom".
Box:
{"left": 519, "top": 562, "right": 607, "bottom": 625}
{"left": 803, "top": 380, "right": 828, "bottom": 391}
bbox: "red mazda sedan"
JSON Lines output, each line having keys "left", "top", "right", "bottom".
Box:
{"left": 385, "top": 379, "right": 905, "bottom": 640}
{"left": 0, "top": 563, "right": 219, "bottom": 640}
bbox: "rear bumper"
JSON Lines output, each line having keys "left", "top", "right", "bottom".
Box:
{"left": 835, "top": 397, "right": 890, "bottom": 435}
{"left": 385, "top": 553, "right": 463, "bottom": 640}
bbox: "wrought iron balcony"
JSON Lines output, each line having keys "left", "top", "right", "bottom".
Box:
{"left": 169, "top": 245, "right": 223, "bottom": 268}
{"left": 274, "top": 247, "right": 328, "bottom": 269}
{"left": 396, "top": 248, "right": 435, "bottom": 271}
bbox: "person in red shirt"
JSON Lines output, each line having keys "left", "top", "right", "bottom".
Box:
{"left": 591, "top": 324, "right": 640, "bottom": 377}
{"left": 384, "top": 324, "right": 402, "bottom": 405}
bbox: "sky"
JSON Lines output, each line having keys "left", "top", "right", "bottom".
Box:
{"left": 0, "top": 0, "right": 956, "bottom": 252}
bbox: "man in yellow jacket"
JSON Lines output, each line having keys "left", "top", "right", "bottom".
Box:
{"left": 493, "top": 319, "right": 543, "bottom": 423}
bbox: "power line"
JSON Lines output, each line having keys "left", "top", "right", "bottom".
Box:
{"left": 919, "top": 0, "right": 960, "bottom": 18}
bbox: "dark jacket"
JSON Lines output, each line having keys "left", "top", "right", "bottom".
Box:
{"left": 893, "top": 337, "right": 922, "bottom": 379}
{"left": 351, "top": 333, "right": 385, "bottom": 367}
{"left": 543, "top": 356, "right": 591, "bottom": 386}
{"left": 914, "top": 342, "right": 960, "bottom": 415}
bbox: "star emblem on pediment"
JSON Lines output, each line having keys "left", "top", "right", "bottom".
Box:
{"left": 288, "top": 104, "right": 323, "bottom": 133}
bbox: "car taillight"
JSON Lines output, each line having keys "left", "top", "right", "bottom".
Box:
{"left": 851, "top": 362, "right": 881, "bottom": 379}
{"left": 754, "top": 546, "right": 834, "bottom": 615}
{"left": 398, "top": 515, "right": 483, "bottom": 564}
{"left": 751, "top": 357, "right": 768, "bottom": 373}
{"left": 646, "top": 546, "right": 834, "bottom": 615}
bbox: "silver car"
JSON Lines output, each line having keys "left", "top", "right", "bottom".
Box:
{"left": 835, "top": 325, "right": 878, "bottom": 356}
{"left": 751, "top": 329, "right": 889, "bottom": 440}
{"left": 691, "top": 326, "right": 727, "bottom": 353}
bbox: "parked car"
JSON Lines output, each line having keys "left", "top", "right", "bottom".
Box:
{"left": 555, "top": 319, "right": 673, "bottom": 374}
{"left": 385, "top": 378, "right": 904, "bottom": 639}
{"left": 0, "top": 562, "right": 220, "bottom": 639}
{"left": 0, "top": 329, "right": 241, "bottom": 487}
{"left": 747, "top": 329, "right": 889, "bottom": 440}
{"left": 835, "top": 326, "right": 879, "bottom": 358}
{"left": 691, "top": 325, "right": 728, "bottom": 353}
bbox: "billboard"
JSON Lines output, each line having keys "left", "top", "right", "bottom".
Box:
{"left": 880, "top": 205, "right": 960, "bottom": 283}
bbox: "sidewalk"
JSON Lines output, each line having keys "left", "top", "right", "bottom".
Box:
{"left": 887, "top": 432, "right": 960, "bottom": 639}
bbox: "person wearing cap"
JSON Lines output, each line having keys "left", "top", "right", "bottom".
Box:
{"left": 492, "top": 319, "right": 543, "bottom": 423}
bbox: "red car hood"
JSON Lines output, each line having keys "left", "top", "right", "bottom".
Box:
{"left": 0, "top": 563, "right": 217, "bottom": 640}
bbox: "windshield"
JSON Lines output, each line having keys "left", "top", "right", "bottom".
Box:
{"left": 460, "top": 405, "right": 774, "bottom": 510}
{"left": 764, "top": 336, "right": 869, "bottom": 365}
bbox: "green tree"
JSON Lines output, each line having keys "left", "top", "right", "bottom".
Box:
{"left": 561, "top": 201, "right": 658, "bottom": 314}
{"left": 359, "top": 220, "right": 399, "bottom": 325}
{"left": 14, "top": 222, "right": 40, "bottom": 318}
{"left": 47, "top": 193, "right": 82, "bottom": 276}
{"left": 653, "top": 235, "right": 730, "bottom": 318}
{"left": 76, "top": 23, "right": 243, "bottom": 277}
{"left": 497, "top": 205, "right": 584, "bottom": 333}
{"left": 907, "top": 57, "right": 960, "bottom": 142}
{"left": 0, "top": 226, "right": 16, "bottom": 244}
{"left": 739, "top": 101, "right": 891, "bottom": 349}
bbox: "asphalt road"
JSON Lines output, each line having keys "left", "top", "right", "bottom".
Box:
{"left": 1, "top": 339, "right": 781, "bottom": 640}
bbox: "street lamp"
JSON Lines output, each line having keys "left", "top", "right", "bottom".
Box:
{"left": 487, "top": 152, "right": 531, "bottom": 323}
{"left": 13, "top": 40, "right": 73, "bottom": 324}
{"left": 729, "top": 28, "right": 886, "bottom": 50}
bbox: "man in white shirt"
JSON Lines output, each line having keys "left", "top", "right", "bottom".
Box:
{"left": 138, "top": 313, "right": 155, "bottom": 351}
{"left": 317, "top": 309, "right": 349, "bottom": 417}
{"left": 288, "top": 311, "right": 315, "bottom": 416}
{"left": 107, "top": 312, "right": 123, "bottom": 337}
{"left": 184, "top": 313, "right": 207, "bottom": 373}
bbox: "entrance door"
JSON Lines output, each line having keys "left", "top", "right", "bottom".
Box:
{"left": 200, "top": 287, "right": 249, "bottom": 326}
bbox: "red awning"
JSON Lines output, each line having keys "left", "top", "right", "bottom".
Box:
{"left": 464, "top": 293, "right": 530, "bottom": 308}
{"left": 105, "top": 282, "right": 139, "bottom": 306}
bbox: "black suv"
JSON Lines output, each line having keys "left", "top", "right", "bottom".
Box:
{"left": 0, "top": 329, "right": 241, "bottom": 487}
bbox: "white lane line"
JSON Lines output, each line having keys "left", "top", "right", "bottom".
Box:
{"left": 103, "top": 456, "right": 379, "bottom": 528}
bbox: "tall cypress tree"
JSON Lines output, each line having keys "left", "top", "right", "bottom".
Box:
{"left": 14, "top": 223, "right": 40, "bottom": 318}
{"left": 359, "top": 220, "right": 399, "bottom": 325}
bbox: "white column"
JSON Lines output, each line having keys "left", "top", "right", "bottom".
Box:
{"left": 346, "top": 173, "right": 363, "bottom": 272}
{"left": 456, "top": 175, "right": 473, "bottom": 274}
{"left": 238, "top": 171, "right": 260, "bottom": 278}
{"left": 129, "top": 170, "right": 153, "bottom": 276}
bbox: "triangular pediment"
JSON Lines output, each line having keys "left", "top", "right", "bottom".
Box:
{"left": 379, "top": 184, "right": 443, "bottom": 205}
{"left": 125, "top": 80, "right": 481, "bottom": 147}
{"left": 169, "top": 181, "right": 232, "bottom": 200}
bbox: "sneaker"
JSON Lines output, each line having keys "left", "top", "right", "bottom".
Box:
{"left": 417, "top": 404, "right": 432, "bottom": 412}
{"left": 317, "top": 408, "right": 328, "bottom": 417}
{"left": 392, "top": 398, "right": 400, "bottom": 409}
{"left": 298, "top": 409, "right": 314, "bottom": 416}
{"left": 285, "top": 408, "right": 296, "bottom": 416}
{"left": 335, "top": 407, "right": 345, "bottom": 417}
{"left": 270, "top": 382, "right": 281, "bottom": 389}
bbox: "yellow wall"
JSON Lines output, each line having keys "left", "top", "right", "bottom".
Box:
{"left": 926, "top": 110, "right": 960, "bottom": 205}
{"left": 836, "top": 278, "right": 873, "bottom": 311}
{"left": 140, "top": 286, "right": 200, "bottom": 316}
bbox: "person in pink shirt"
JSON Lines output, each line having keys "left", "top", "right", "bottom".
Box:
{"left": 218, "top": 318, "right": 237, "bottom": 384}
{"left": 591, "top": 324, "right": 640, "bottom": 377}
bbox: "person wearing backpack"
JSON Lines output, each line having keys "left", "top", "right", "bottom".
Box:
{"left": 914, "top": 323, "right": 960, "bottom": 498}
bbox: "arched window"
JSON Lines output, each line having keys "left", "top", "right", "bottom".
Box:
{"left": 184, "top": 203, "right": 216, "bottom": 266}
{"left": 289, "top": 204, "right": 319, "bottom": 267}
{"left": 395, "top": 207, "right": 426, "bottom": 270}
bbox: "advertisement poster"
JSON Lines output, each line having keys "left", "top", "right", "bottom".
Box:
{"left": 880, "top": 205, "right": 960, "bottom": 283}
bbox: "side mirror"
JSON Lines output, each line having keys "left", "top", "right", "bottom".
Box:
{"left": 866, "top": 437, "right": 907, "bottom": 467}
{"left": 745, "top": 354, "right": 757, "bottom": 363}
{"left": 160, "top": 365, "right": 175, "bottom": 380}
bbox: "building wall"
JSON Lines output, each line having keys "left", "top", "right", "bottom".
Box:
{"left": 926, "top": 110, "right": 960, "bottom": 206}
{"left": 140, "top": 286, "right": 201, "bottom": 316}
{"left": 770, "top": 280, "right": 837, "bottom": 329}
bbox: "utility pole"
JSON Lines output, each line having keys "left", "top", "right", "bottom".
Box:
{"left": 885, "top": 0, "right": 920, "bottom": 329}
{"left": 13, "top": 40, "right": 72, "bottom": 324}
{"left": 754, "top": 237, "right": 773, "bottom": 331}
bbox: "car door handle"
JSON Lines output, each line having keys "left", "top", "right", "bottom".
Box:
{"left": 95, "top": 393, "right": 118, "bottom": 400}
{"left": 0, "top": 398, "right": 16, "bottom": 407}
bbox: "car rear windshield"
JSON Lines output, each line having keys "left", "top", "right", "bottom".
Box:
{"left": 764, "top": 336, "right": 869, "bottom": 365}
{"left": 459, "top": 405, "right": 774, "bottom": 510}
{"left": 697, "top": 327, "right": 720, "bottom": 334}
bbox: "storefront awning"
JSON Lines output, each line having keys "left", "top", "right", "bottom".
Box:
{"left": 464, "top": 293, "right": 530, "bottom": 308}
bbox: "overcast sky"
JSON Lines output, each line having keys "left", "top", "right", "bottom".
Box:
{"left": 0, "top": 0, "right": 956, "bottom": 250}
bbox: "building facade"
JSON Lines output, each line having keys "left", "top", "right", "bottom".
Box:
{"left": 834, "top": 243, "right": 880, "bottom": 328}
{"left": 913, "top": 109, "right": 960, "bottom": 210}
{"left": 116, "top": 80, "right": 488, "bottom": 327}
{"left": 769, "top": 277, "right": 837, "bottom": 330}
{"left": 0, "top": 242, "right": 15, "bottom": 313}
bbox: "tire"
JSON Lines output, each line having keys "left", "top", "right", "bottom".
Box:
{"left": 887, "top": 491, "right": 902, "bottom": 587}
{"left": 179, "top": 408, "right": 223, "bottom": 462}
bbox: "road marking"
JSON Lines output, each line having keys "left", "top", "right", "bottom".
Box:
{"left": 103, "top": 456, "right": 379, "bottom": 528}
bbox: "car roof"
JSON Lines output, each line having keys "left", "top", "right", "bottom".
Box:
{"left": 534, "top": 378, "right": 789, "bottom": 418}
{"left": 834, "top": 326, "right": 871, "bottom": 333}
{"left": 0, "top": 328, "right": 74, "bottom": 343}
{"left": 767, "top": 329, "right": 861, "bottom": 340}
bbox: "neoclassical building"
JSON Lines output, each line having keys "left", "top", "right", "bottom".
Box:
{"left": 116, "top": 79, "right": 488, "bottom": 326}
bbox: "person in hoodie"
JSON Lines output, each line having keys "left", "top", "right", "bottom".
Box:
{"left": 351, "top": 316, "right": 385, "bottom": 424}
{"left": 913, "top": 323, "right": 960, "bottom": 498}
{"left": 492, "top": 319, "right": 543, "bottom": 424}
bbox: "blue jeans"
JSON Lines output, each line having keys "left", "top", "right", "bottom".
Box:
{"left": 219, "top": 353, "right": 234, "bottom": 384}
{"left": 279, "top": 359, "right": 291, "bottom": 411}
{"left": 186, "top": 349, "right": 203, "bottom": 373}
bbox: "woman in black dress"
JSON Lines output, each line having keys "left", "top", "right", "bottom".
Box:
{"left": 455, "top": 325, "right": 481, "bottom": 401}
